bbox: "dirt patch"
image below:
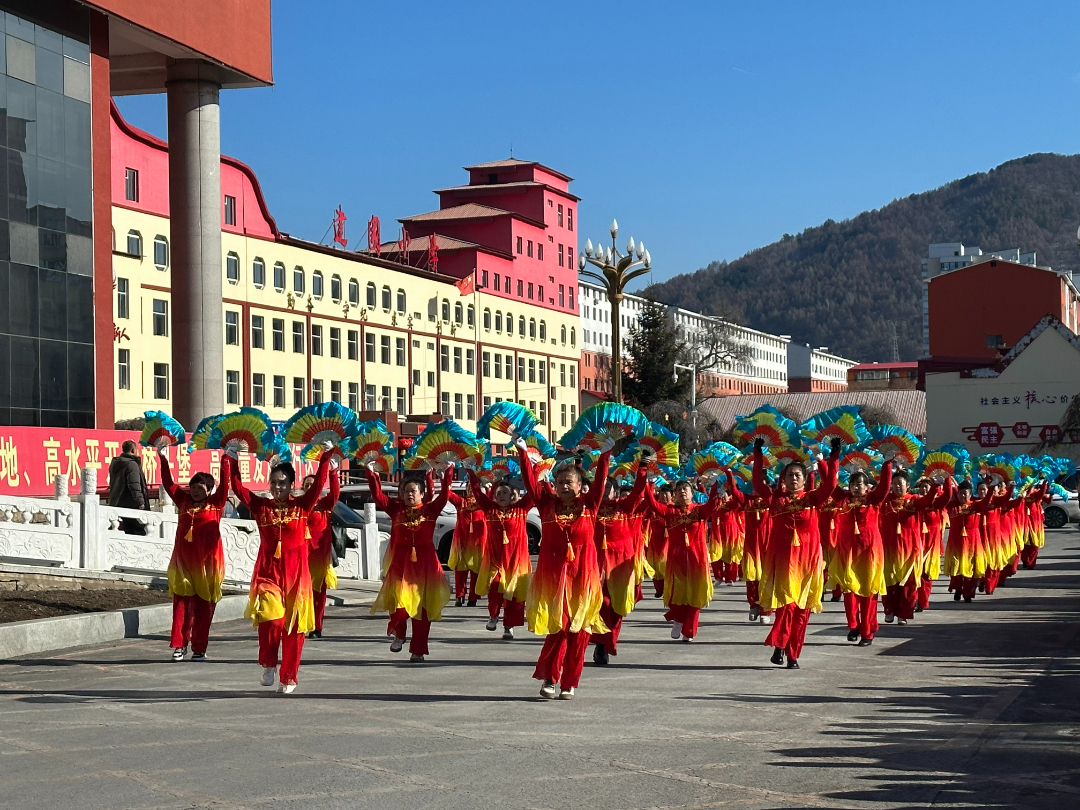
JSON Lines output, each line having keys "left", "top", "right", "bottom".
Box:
{"left": 0, "top": 588, "right": 171, "bottom": 624}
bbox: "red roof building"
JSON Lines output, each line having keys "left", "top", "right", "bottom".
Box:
{"left": 848, "top": 362, "right": 919, "bottom": 391}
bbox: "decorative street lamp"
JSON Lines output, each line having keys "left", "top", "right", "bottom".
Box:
{"left": 578, "top": 218, "right": 651, "bottom": 403}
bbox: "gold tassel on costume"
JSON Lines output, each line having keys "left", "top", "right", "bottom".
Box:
{"left": 962, "top": 526, "right": 968, "bottom": 537}
{"left": 502, "top": 530, "right": 509, "bottom": 546}
{"left": 410, "top": 546, "right": 417, "bottom": 563}
{"left": 567, "top": 543, "right": 575, "bottom": 562}
{"left": 792, "top": 529, "right": 801, "bottom": 547}
{"left": 830, "top": 519, "right": 835, "bottom": 531}
{"left": 854, "top": 521, "right": 860, "bottom": 535}
{"left": 922, "top": 522, "right": 928, "bottom": 534}
{"left": 305, "top": 527, "right": 312, "bottom": 541}
{"left": 185, "top": 525, "right": 194, "bottom": 543}
{"left": 274, "top": 541, "right": 281, "bottom": 559}
{"left": 897, "top": 523, "right": 902, "bottom": 536}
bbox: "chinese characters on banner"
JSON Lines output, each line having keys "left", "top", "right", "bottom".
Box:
{"left": 979, "top": 391, "right": 1078, "bottom": 408}
{"left": 0, "top": 427, "right": 323, "bottom": 497}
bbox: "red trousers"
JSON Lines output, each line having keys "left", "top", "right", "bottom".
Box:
{"left": 982, "top": 568, "right": 1000, "bottom": 594}
{"left": 949, "top": 575, "right": 978, "bottom": 600}
{"left": 720, "top": 561, "right": 739, "bottom": 583}
{"left": 170, "top": 594, "right": 216, "bottom": 653}
{"left": 843, "top": 593, "right": 879, "bottom": 640}
{"left": 389, "top": 608, "right": 431, "bottom": 656}
{"left": 665, "top": 604, "right": 700, "bottom": 638}
{"left": 883, "top": 577, "right": 917, "bottom": 620}
{"left": 652, "top": 577, "right": 664, "bottom": 598}
{"left": 487, "top": 581, "right": 525, "bottom": 629}
{"left": 634, "top": 581, "right": 643, "bottom": 603}
{"left": 533, "top": 627, "right": 590, "bottom": 689}
{"left": 765, "top": 603, "right": 811, "bottom": 660}
{"left": 1020, "top": 544, "right": 1039, "bottom": 569}
{"left": 454, "top": 570, "right": 479, "bottom": 601}
{"left": 313, "top": 583, "right": 328, "bottom": 632}
{"left": 258, "top": 619, "right": 305, "bottom": 684}
{"left": 916, "top": 575, "right": 933, "bottom": 611}
{"left": 592, "top": 589, "right": 624, "bottom": 654}
{"left": 1001, "top": 554, "right": 1019, "bottom": 580}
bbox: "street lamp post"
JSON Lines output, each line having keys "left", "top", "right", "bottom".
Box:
{"left": 578, "top": 219, "right": 651, "bottom": 403}
{"left": 673, "top": 362, "right": 697, "bottom": 429}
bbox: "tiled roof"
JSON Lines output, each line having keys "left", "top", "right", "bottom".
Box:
{"left": 464, "top": 158, "right": 533, "bottom": 170}
{"left": 436, "top": 180, "right": 581, "bottom": 202}
{"left": 401, "top": 204, "right": 508, "bottom": 222}
{"left": 697, "top": 391, "right": 927, "bottom": 437}
{"left": 374, "top": 234, "right": 481, "bottom": 254}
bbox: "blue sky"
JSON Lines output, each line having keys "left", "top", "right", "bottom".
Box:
{"left": 116, "top": 0, "right": 1080, "bottom": 289}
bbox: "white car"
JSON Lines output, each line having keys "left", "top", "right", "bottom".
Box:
{"left": 1044, "top": 489, "right": 1079, "bottom": 529}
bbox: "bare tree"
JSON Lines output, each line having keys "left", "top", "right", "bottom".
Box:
{"left": 684, "top": 315, "right": 753, "bottom": 376}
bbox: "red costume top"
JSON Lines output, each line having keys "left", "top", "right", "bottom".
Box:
{"left": 448, "top": 486, "right": 487, "bottom": 575}
{"left": 879, "top": 484, "right": 938, "bottom": 587}
{"left": 307, "top": 470, "right": 341, "bottom": 593}
{"left": 162, "top": 454, "right": 232, "bottom": 603}
{"left": 943, "top": 486, "right": 995, "bottom": 578}
{"left": 741, "top": 492, "right": 772, "bottom": 582}
{"left": 828, "top": 463, "right": 892, "bottom": 597}
{"left": 643, "top": 478, "right": 722, "bottom": 610}
{"left": 468, "top": 471, "right": 532, "bottom": 602}
{"left": 594, "top": 466, "right": 648, "bottom": 615}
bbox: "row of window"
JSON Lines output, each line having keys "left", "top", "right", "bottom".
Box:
{"left": 125, "top": 168, "right": 240, "bottom": 228}
{"left": 120, "top": 231, "right": 169, "bottom": 269}
{"left": 480, "top": 271, "right": 576, "bottom": 310}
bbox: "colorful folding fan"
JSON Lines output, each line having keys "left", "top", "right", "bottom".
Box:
{"left": 282, "top": 401, "right": 361, "bottom": 453}
{"left": 559, "top": 402, "right": 647, "bottom": 451}
{"left": 732, "top": 405, "right": 800, "bottom": 451}
{"left": 610, "top": 461, "right": 636, "bottom": 486}
{"left": 534, "top": 456, "right": 557, "bottom": 482}
{"left": 206, "top": 407, "right": 279, "bottom": 460}
{"left": 940, "top": 442, "right": 972, "bottom": 478}
{"left": 868, "top": 425, "right": 923, "bottom": 469}
{"left": 186, "top": 414, "right": 222, "bottom": 453}
{"left": 636, "top": 421, "right": 681, "bottom": 468}
{"left": 978, "top": 454, "right": 1017, "bottom": 484}
{"left": 800, "top": 406, "right": 871, "bottom": 451}
{"left": 352, "top": 420, "right": 396, "bottom": 473}
{"left": 521, "top": 429, "right": 556, "bottom": 459}
{"left": 683, "top": 446, "right": 730, "bottom": 480}
{"left": 140, "top": 410, "right": 186, "bottom": 449}
{"left": 476, "top": 401, "right": 539, "bottom": 440}
{"left": 1013, "top": 455, "right": 1039, "bottom": 481}
{"left": 403, "top": 419, "right": 485, "bottom": 471}
{"left": 489, "top": 455, "right": 520, "bottom": 479}
{"left": 769, "top": 445, "right": 811, "bottom": 468}
{"left": 1050, "top": 482, "right": 1070, "bottom": 501}
{"left": 917, "top": 448, "right": 966, "bottom": 482}
{"left": 839, "top": 444, "right": 884, "bottom": 473}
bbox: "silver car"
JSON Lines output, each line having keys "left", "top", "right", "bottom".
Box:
{"left": 1043, "top": 489, "right": 1079, "bottom": 529}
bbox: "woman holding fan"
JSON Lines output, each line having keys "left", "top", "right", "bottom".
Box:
{"left": 469, "top": 472, "right": 531, "bottom": 639}
{"left": 302, "top": 467, "right": 340, "bottom": 639}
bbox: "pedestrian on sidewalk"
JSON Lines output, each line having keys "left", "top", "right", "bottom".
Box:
{"left": 158, "top": 449, "right": 232, "bottom": 662}
{"left": 303, "top": 467, "right": 340, "bottom": 639}
{"left": 109, "top": 440, "right": 149, "bottom": 535}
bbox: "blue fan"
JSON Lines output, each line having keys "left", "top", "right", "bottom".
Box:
{"left": 477, "top": 401, "right": 539, "bottom": 440}
{"left": 559, "top": 402, "right": 647, "bottom": 451}
{"left": 140, "top": 411, "right": 186, "bottom": 449}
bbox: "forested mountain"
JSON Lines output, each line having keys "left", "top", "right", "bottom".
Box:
{"left": 644, "top": 153, "right": 1080, "bottom": 362}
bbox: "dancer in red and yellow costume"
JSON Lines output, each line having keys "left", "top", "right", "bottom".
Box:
{"left": 714, "top": 482, "right": 745, "bottom": 585}
{"left": 590, "top": 466, "right": 649, "bottom": 665}
{"left": 819, "top": 494, "right": 842, "bottom": 602}
{"left": 519, "top": 437, "right": 611, "bottom": 700}
{"left": 979, "top": 480, "right": 1012, "bottom": 594}
{"left": 943, "top": 479, "right": 994, "bottom": 602}
{"left": 1020, "top": 481, "right": 1051, "bottom": 569}
{"left": 469, "top": 472, "right": 531, "bottom": 640}
{"left": 998, "top": 487, "right": 1028, "bottom": 584}
{"left": 159, "top": 449, "right": 232, "bottom": 662}
{"left": 742, "top": 485, "right": 773, "bottom": 624}
{"left": 302, "top": 468, "right": 340, "bottom": 639}
{"left": 913, "top": 477, "right": 950, "bottom": 612}
{"left": 642, "top": 473, "right": 725, "bottom": 642}
{"left": 368, "top": 464, "right": 453, "bottom": 662}
{"left": 753, "top": 437, "right": 840, "bottom": 669}
{"left": 448, "top": 479, "right": 485, "bottom": 607}
{"left": 829, "top": 463, "right": 893, "bottom": 646}
{"left": 645, "top": 484, "right": 674, "bottom": 597}
{"left": 231, "top": 448, "right": 332, "bottom": 693}
{"left": 878, "top": 471, "right": 940, "bottom": 625}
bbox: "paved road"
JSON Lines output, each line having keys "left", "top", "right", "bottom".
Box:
{"left": 2, "top": 529, "right": 1078, "bottom": 810}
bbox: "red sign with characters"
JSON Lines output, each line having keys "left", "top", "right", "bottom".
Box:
{"left": 0, "top": 427, "right": 322, "bottom": 497}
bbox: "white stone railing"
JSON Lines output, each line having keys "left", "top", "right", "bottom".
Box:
{"left": 0, "top": 467, "right": 383, "bottom": 585}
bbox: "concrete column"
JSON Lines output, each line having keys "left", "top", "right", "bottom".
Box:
{"left": 166, "top": 60, "right": 224, "bottom": 430}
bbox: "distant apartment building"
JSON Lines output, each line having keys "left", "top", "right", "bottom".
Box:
{"left": 920, "top": 242, "right": 1039, "bottom": 357}
{"left": 787, "top": 344, "right": 855, "bottom": 392}
{"left": 848, "top": 362, "right": 919, "bottom": 391}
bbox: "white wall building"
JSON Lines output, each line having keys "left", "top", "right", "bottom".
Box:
{"left": 787, "top": 343, "right": 856, "bottom": 392}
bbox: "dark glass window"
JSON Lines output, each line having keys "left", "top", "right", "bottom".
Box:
{"left": 125, "top": 168, "right": 139, "bottom": 202}
{"left": 224, "top": 195, "right": 236, "bottom": 225}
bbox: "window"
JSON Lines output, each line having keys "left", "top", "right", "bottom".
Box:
{"left": 495, "top": 311, "right": 503, "bottom": 332}
{"left": 441, "top": 345, "right": 450, "bottom": 372}
{"left": 330, "top": 327, "right": 341, "bottom": 358}
{"left": 396, "top": 337, "right": 406, "bottom": 366}
{"left": 561, "top": 404, "right": 567, "bottom": 427}
{"left": 467, "top": 305, "right": 475, "bottom": 326}
{"left": 481, "top": 270, "right": 489, "bottom": 288}
{"left": 245, "top": 372, "right": 263, "bottom": 406}
{"left": 494, "top": 354, "right": 502, "bottom": 379}
{"left": 293, "top": 266, "right": 305, "bottom": 294}
{"left": 569, "top": 288, "right": 575, "bottom": 310}
{"left": 226, "top": 370, "right": 240, "bottom": 404}
{"left": 412, "top": 369, "right": 421, "bottom": 388}
{"left": 506, "top": 354, "right": 513, "bottom": 379}
{"left": 380, "top": 335, "right": 391, "bottom": 364}
{"left": 224, "top": 195, "right": 236, "bottom": 225}
{"left": 274, "top": 376, "right": 286, "bottom": 408}
{"left": 483, "top": 309, "right": 491, "bottom": 330}
{"left": 484, "top": 396, "right": 491, "bottom": 409}
{"left": 539, "top": 321, "right": 547, "bottom": 341}
{"left": 441, "top": 299, "right": 450, "bottom": 321}
{"left": 311, "top": 324, "right": 323, "bottom": 356}
{"left": 153, "top": 363, "right": 169, "bottom": 399}
{"left": 348, "top": 383, "right": 359, "bottom": 411}
{"left": 396, "top": 289, "right": 406, "bottom": 313}
{"left": 116, "top": 278, "right": 129, "bottom": 319}
{"left": 152, "top": 300, "right": 168, "bottom": 336}
{"left": 517, "top": 279, "right": 524, "bottom": 297}
{"left": 453, "top": 347, "right": 462, "bottom": 374}
{"left": 454, "top": 302, "right": 463, "bottom": 324}
{"left": 273, "top": 262, "right": 286, "bottom": 292}
{"left": 125, "top": 168, "right": 139, "bottom": 202}
{"left": 529, "top": 319, "right": 536, "bottom": 339}
{"left": 557, "top": 204, "right": 563, "bottom": 226}
{"left": 537, "top": 244, "right": 543, "bottom": 262}
{"left": 494, "top": 274, "right": 501, "bottom": 292}
{"left": 312, "top": 379, "right": 324, "bottom": 405}
{"left": 568, "top": 209, "right": 573, "bottom": 231}
{"left": 483, "top": 352, "right": 491, "bottom": 377}
{"left": 292, "top": 322, "right": 305, "bottom": 353}
{"left": 382, "top": 286, "right": 391, "bottom": 311}
{"left": 348, "top": 330, "right": 359, "bottom": 361}
{"left": 516, "top": 236, "right": 523, "bottom": 254}
{"left": 567, "top": 247, "right": 573, "bottom": 269}
{"left": 380, "top": 386, "right": 391, "bottom": 410}
{"left": 365, "top": 333, "right": 375, "bottom": 362}
{"left": 528, "top": 282, "right": 534, "bottom": 300}
{"left": 272, "top": 318, "right": 285, "bottom": 351}
{"left": 561, "top": 325, "right": 567, "bottom": 345}
{"left": 330, "top": 274, "right": 341, "bottom": 303}
{"left": 331, "top": 380, "right": 341, "bottom": 403}
{"left": 153, "top": 236, "right": 169, "bottom": 269}
{"left": 427, "top": 371, "right": 436, "bottom": 387}
{"left": 252, "top": 258, "right": 265, "bottom": 288}
{"left": 466, "top": 349, "right": 475, "bottom": 375}
{"left": 519, "top": 316, "right": 526, "bottom": 337}
{"left": 570, "top": 327, "right": 576, "bottom": 347}
{"left": 987, "top": 334, "right": 1003, "bottom": 348}
{"left": 467, "top": 394, "right": 475, "bottom": 420}
{"left": 117, "top": 349, "right": 130, "bottom": 390}
{"left": 366, "top": 282, "right": 376, "bottom": 307}
{"left": 560, "top": 364, "right": 567, "bottom": 386}
{"left": 570, "top": 365, "right": 576, "bottom": 388}
{"left": 396, "top": 387, "right": 407, "bottom": 415}
{"left": 559, "top": 285, "right": 565, "bottom": 307}
{"left": 440, "top": 392, "right": 450, "bottom": 416}
{"left": 527, "top": 240, "right": 533, "bottom": 258}
{"left": 349, "top": 279, "right": 360, "bottom": 306}
{"left": 539, "top": 362, "right": 546, "bottom": 384}
{"left": 454, "top": 393, "right": 463, "bottom": 420}
{"left": 518, "top": 357, "right": 525, "bottom": 382}
{"left": 558, "top": 244, "right": 564, "bottom": 267}
{"left": 294, "top": 377, "right": 306, "bottom": 408}
{"left": 225, "top": 311, "right": 239, "bottom": 345}
{"left": 127, "top": 230, "right": 142, "bottom": 257}
{"left": 365, "top": 384, "right": 376, "bottom": 410}
{"left": 312, "top": 271, "right": 324, "bottom": 300}
{"left": 528, "top": 359, "right": 536, "bottom": 382}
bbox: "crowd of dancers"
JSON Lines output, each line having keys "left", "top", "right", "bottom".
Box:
{"left": 155, "top": 431, "right": 1053, "bottom": 699}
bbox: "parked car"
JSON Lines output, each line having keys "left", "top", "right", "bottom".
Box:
{"left": 338, "top": 481, "right": 541, "bottom": 565}
{"left": 1044, "top": 488, "right": 1079, "bottom": 529}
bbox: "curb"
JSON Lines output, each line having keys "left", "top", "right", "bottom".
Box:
{"left": 0, "top": 594, "right": 249, "bottom": 661}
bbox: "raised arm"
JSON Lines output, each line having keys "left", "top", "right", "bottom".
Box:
{"left": 618, "top": 464, "right": 649, "bottom": 513}
{"left": 585, "top": 450, "right": 612, "bottom": 512}
{"left": 805, "top": 441, "right": 840, "bottom": 507}
{"left": 365, "top": 467, "right": 392, "bottom": 513}
{"left": 930, "top": 477, "right": 954, "bottom": 510}
{"left": 298, "top": 452, "right": 332, "bottom": 514}
{"left": 516, "top": 442, "right": 550, "bottom": 507}
{"left": 724, "top": 469, "right": 745, "bottom": 508}
{"left": 208, "top": 453, "right": 234, "bottom": 508}
{"left": 424, "top": 464, "right": 454, "bottom": 517}
{"left": 642, "top": 481, "right": 671, "bottom": 518}
{"left": 423, "top": 468, "right": 436, "bottom": 503}
{"left": 467, "top": 470, "right": 497, "bottom": 512}
{"left": 867, "top": 461, "right": 894, "bottom": 506}
{"left": 230, "top": 456, "right": 258, "bottom": 510}
{"left": 752, "top": 443, "right": 774, "bottom": 502}
{"left": 697, "top": 480, "right": 723, "bottom": 521}
{"left": 315, "top": 465, "right": 340, "bottom": 513}
{"left": 158, "top": 451, "right": 184, "bottom": 504}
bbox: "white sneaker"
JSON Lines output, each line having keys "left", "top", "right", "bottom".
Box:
{"left": 278, "top": 683, "right": 296, "bottom": 694}
{"left": 260, "top": 667, "right": 276, "bottom": 687}
{"left": 761, "top": 613, "right": 775, "bottom": 625}
{"left": 390, "top": 636, "right": 404, "bottom": 653}
{"left": 502, "top": 628, "right": 514, "bottom": 640}
{"left": 670, "top": 621, "right": 683, "bottom": 640}
{"left": 898, "top": 618, "right": 908, "bottom": 626}
{"left": 681, "top": 635, "right": 693, "bottom": 642}
{"left": 485, "top": 617, "right": 499, "bottom": 631}
{"left": 884, "top": 613, "right": 895, "bottom": 623}
{"left": 557, "top": 687, "right": 575, "bottom": 700}
{"left": 539, "top": 681, "right": 557, "bottom": 699}
{"left": 171, "top": 647, "right": 186, "bottom": 661}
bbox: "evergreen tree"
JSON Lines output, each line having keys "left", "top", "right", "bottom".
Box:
{"left": 623, "top": 299, "right": 691, "bottom": 408}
